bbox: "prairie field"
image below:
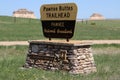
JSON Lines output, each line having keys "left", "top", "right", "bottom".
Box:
{"left": 0, "top": 16, "right": 120, "bottom": 80}
{"left": 0, "top": 16, "right": 120, "bottom": 41}
{"left": 0, "top": 44, "right": 120, "bottom": 80}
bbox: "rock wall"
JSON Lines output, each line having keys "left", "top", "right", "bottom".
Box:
{"left": 24, "top": 40, "right": 97, "bottom": 74}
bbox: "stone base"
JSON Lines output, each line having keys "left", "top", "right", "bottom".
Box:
{"left": 24, "top": 40, "right": 97, "bottom": 74}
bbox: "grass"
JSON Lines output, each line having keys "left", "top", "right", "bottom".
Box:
{"left": 73, "top": 20, "right": 120, "bottom": 40}
{"left": 0, "top": 16, "right": 120, "bottom": 41}
{"left": 0, "top": 16, "right": 44, "bottom": 41}
{"left": 93, "top": 44, "right": 120, "bottom": 55}
{"left": 0, "top": 16, "right": 120, "bottom": 79}
{"left": 0, "top": 45, "right": 120, "bottom": 80}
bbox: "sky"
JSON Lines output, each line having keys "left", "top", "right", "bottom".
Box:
{"left": 0, "top": 0, "right": 120, "bottom": 19}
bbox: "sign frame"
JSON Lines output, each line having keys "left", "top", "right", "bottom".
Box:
{"left": 40, "top": 3, "right": 77, "bottom": 41}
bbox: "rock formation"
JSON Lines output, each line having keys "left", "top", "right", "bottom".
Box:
{"left": 89, "top": 13, "right": 105, "bottom": 20}
{"left": 13, "top": 9, "right": 36, "bottom": 19}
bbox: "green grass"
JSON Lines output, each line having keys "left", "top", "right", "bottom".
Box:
{"left": 0, "top": 45, "right": 120, "bottom": 80}
{"left": 73, "top": 20, "right": 120, "bottom": 40}
{"left": 93, "top": 44, "right": 120, "bottom": 48}
{"left": 0, "top": 16, "right": 45, "bottom": 41}
{"left": 0, "top": 16, "right": 120, "bottom": 41}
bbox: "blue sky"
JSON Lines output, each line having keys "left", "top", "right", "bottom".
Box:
{"left": 0, "top": 0, "right": 120, "bottom": 19}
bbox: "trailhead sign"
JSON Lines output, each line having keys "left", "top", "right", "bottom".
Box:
{"left": 40, "top": 3, "right": 77, "bottom": 41}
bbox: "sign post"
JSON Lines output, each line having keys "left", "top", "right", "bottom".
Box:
{"left": 40, "top": 3, "right": 77, "bottom": 41}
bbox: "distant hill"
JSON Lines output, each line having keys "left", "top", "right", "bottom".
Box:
{"left": 0, "top": 16, "right": 39, "bottom": 24}
{"left": 0, "top": 16, "right": 120, "bottom": 41}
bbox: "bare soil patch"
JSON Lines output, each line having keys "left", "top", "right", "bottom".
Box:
{"left": 0, "top": 40, "right": 120, "bottom": 46}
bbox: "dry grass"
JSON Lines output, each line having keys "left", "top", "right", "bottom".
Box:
{"left": 93, "top": 47, "right": 120, "bottom": 55}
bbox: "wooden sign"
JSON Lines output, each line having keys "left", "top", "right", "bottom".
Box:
{"left": 40, "top": 3, "right": 77, "bottom": 41}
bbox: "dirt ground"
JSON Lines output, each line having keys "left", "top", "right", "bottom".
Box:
{"left": 0, "top": 40, "right": 120, "bottom": 46}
